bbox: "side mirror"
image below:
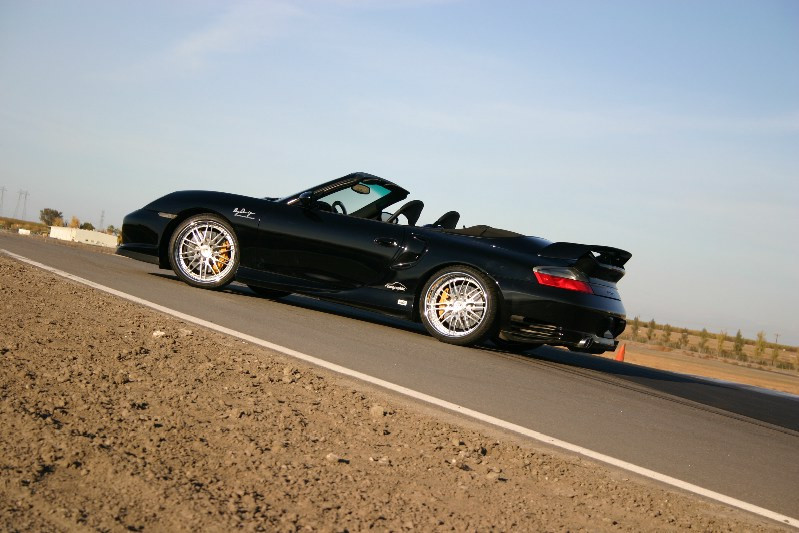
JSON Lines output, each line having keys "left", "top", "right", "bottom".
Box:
{"left": 298, "top": 191, "right": 315, "bottom": 207}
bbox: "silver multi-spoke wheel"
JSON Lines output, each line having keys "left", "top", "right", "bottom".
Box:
{"left": 169, "top": 215, "right": 238, "bottom": 288}
{"left": 421, "top": 267, "right": 496, "bottom": 345}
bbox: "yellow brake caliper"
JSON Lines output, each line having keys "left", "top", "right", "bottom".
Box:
{"left": 437, "top": 287, "right": 450, "bottom": 319}
{"left": 212, "top": 241, "right": 230, "bottom": 274}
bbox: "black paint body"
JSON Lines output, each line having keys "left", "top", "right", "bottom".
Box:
{"left": 118, "top": 172, "right": 631, "bottom": 352}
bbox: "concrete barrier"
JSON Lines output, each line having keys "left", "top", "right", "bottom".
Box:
{"left": 18, "top": 228, "right": 31, "bottom": 235}
{"left": 49, "top": 226, "right": 118, "bottom": 248}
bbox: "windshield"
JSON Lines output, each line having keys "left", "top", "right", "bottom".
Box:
{"left": 318, "top": 183, "right": 392, "bottom": 215}
{"left": 281, "top": 173, "right": 410, "bottom": 218}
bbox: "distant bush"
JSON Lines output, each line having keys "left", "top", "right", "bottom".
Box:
{"left": 662, "top": 324, "right": 673, "bottom": 345}
{"left": 39, "top": 208, "right": 63, "bottom": 226}
{"left": 646, "top": 319, "right": 656, "bottom": 341}
{"left": 630, "top": 316, "right": 640, "bottom": 342}
{"left": 678, "top": 328, "right": 689, "bottom": 349}
{"left": 733, "top": 330, "right": 744, "bottom": 358}
{"left": 755, "top": 331, "right": 766, "bottom": 359}
{"left": 716, "top": 330, "right": 727, "bottom": 356}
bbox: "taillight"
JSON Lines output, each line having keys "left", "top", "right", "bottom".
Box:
{"left": 533, "top": 267, "right": 593, "bottom": 294}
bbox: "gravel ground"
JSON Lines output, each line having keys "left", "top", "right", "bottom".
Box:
{"left": 0, "top": 255, "right": 789, "bottom": 532}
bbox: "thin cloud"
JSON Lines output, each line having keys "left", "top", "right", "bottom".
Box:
{"left": 353, "top": 98, "right": 799, "bottom": 139}
{"left": 655, "top": 111, "right": 799, "bottom": 135}
{"left": 483, "top": 104, "right": 799, "bottom": 137}
{"left": 169, "top": 1, "right": 304, "bottom": 71}
{"left": 165, "top": 0, "right": 456, "bottom": 73}
{"left": 320, "top": 0, "right": 458, "bottom": 7}
{"left": 109, "top": 1, "right": 304, "bottom": 80}
{"left": 352, "top": 99, "right": 475, "bottom": 133}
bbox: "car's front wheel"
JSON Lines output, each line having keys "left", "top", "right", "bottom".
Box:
{"left": 420, "top": 265, "right": 498, "bottom": 346}
{"left": 169, "top": 214, "right": 239, "bottom": 289}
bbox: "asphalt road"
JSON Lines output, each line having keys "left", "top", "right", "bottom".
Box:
{"left": 3, "top": 232, "right": 798, "bottom": 520}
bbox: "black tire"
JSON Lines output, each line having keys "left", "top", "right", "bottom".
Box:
{"left": 168, "top": 214, "right": 239, "bottom": 289}
{"left": 247, "top": 284, "right": 290, "bottom": 299}
{"left": 419, "top": 265, "right": 498, "bottom": 346}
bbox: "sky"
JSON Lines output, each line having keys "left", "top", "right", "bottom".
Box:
{"left": 1, "top": 0, "right": 797, "bottom": 344}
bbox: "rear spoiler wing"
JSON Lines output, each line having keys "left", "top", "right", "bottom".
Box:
{"left": 538, "top": 242, "right": 631, "bottom": 282}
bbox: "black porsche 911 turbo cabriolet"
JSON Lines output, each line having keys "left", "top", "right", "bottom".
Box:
{"left": 118, "top": 172, "right": 631, "bottom": 352}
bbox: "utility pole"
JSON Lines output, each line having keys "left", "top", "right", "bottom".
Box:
{"left": 99, "top": 210, "right": 105, "bottom": 231}
{"left": 21, "top": 190, "right": 29, "bottom": 221}
{"left": 13, "top": 190, "right": 29, "bottom": 220}
{"left": 0, "top": 186, "right": 6, "bottom": 217}
{"left": 13, "top": 190, "right": 24, "bottom": 219}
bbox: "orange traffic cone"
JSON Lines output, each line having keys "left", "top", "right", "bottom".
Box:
{"left": 615, "top": 344, "right": 626, "bottom": 362}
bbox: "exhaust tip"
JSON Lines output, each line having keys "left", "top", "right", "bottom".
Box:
{"left": 577, "top": 337, "right": 594, "bottom": 349}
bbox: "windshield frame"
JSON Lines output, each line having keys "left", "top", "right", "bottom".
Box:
{"left": 280, "top": 172, "right": 409, "bottom": 219}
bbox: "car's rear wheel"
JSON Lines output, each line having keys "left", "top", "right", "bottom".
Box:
{"left": 420, "top": 265, "right": 498, "bottom": 346}
{"left": 169, "top": 214, "right": 239, "bottom": 289}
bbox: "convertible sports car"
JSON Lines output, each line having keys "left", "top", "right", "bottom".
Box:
{"left": 118, "top": 172, "right": 631, "bottom": 352}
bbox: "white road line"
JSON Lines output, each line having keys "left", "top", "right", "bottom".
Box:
{"left": 4, "top": 248, "right": 798, "bottom": 529}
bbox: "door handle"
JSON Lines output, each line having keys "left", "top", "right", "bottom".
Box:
{"left": 374, "top": 237, "right": 398, "bottom": 248}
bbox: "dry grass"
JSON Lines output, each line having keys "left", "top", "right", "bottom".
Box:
{"left": 621, "top": 326, "right": 798, "bottom": 372}
{"left": 0, "top": 217, "right": 49, "bottom": 234}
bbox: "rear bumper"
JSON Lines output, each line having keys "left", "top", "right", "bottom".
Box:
{"left": 498, "top": 318, "right": 620, "bottom": 352}
{"left": 496, "top": 278, "right": 626, "bottom": 352}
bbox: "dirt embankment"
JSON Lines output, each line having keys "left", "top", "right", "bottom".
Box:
{"left": 0, "top": 256, "right": 788, "bottom": 532}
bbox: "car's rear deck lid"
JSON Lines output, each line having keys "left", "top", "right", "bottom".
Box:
{"left": 538, "top": 242, "right": 631, "bottom": 283}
